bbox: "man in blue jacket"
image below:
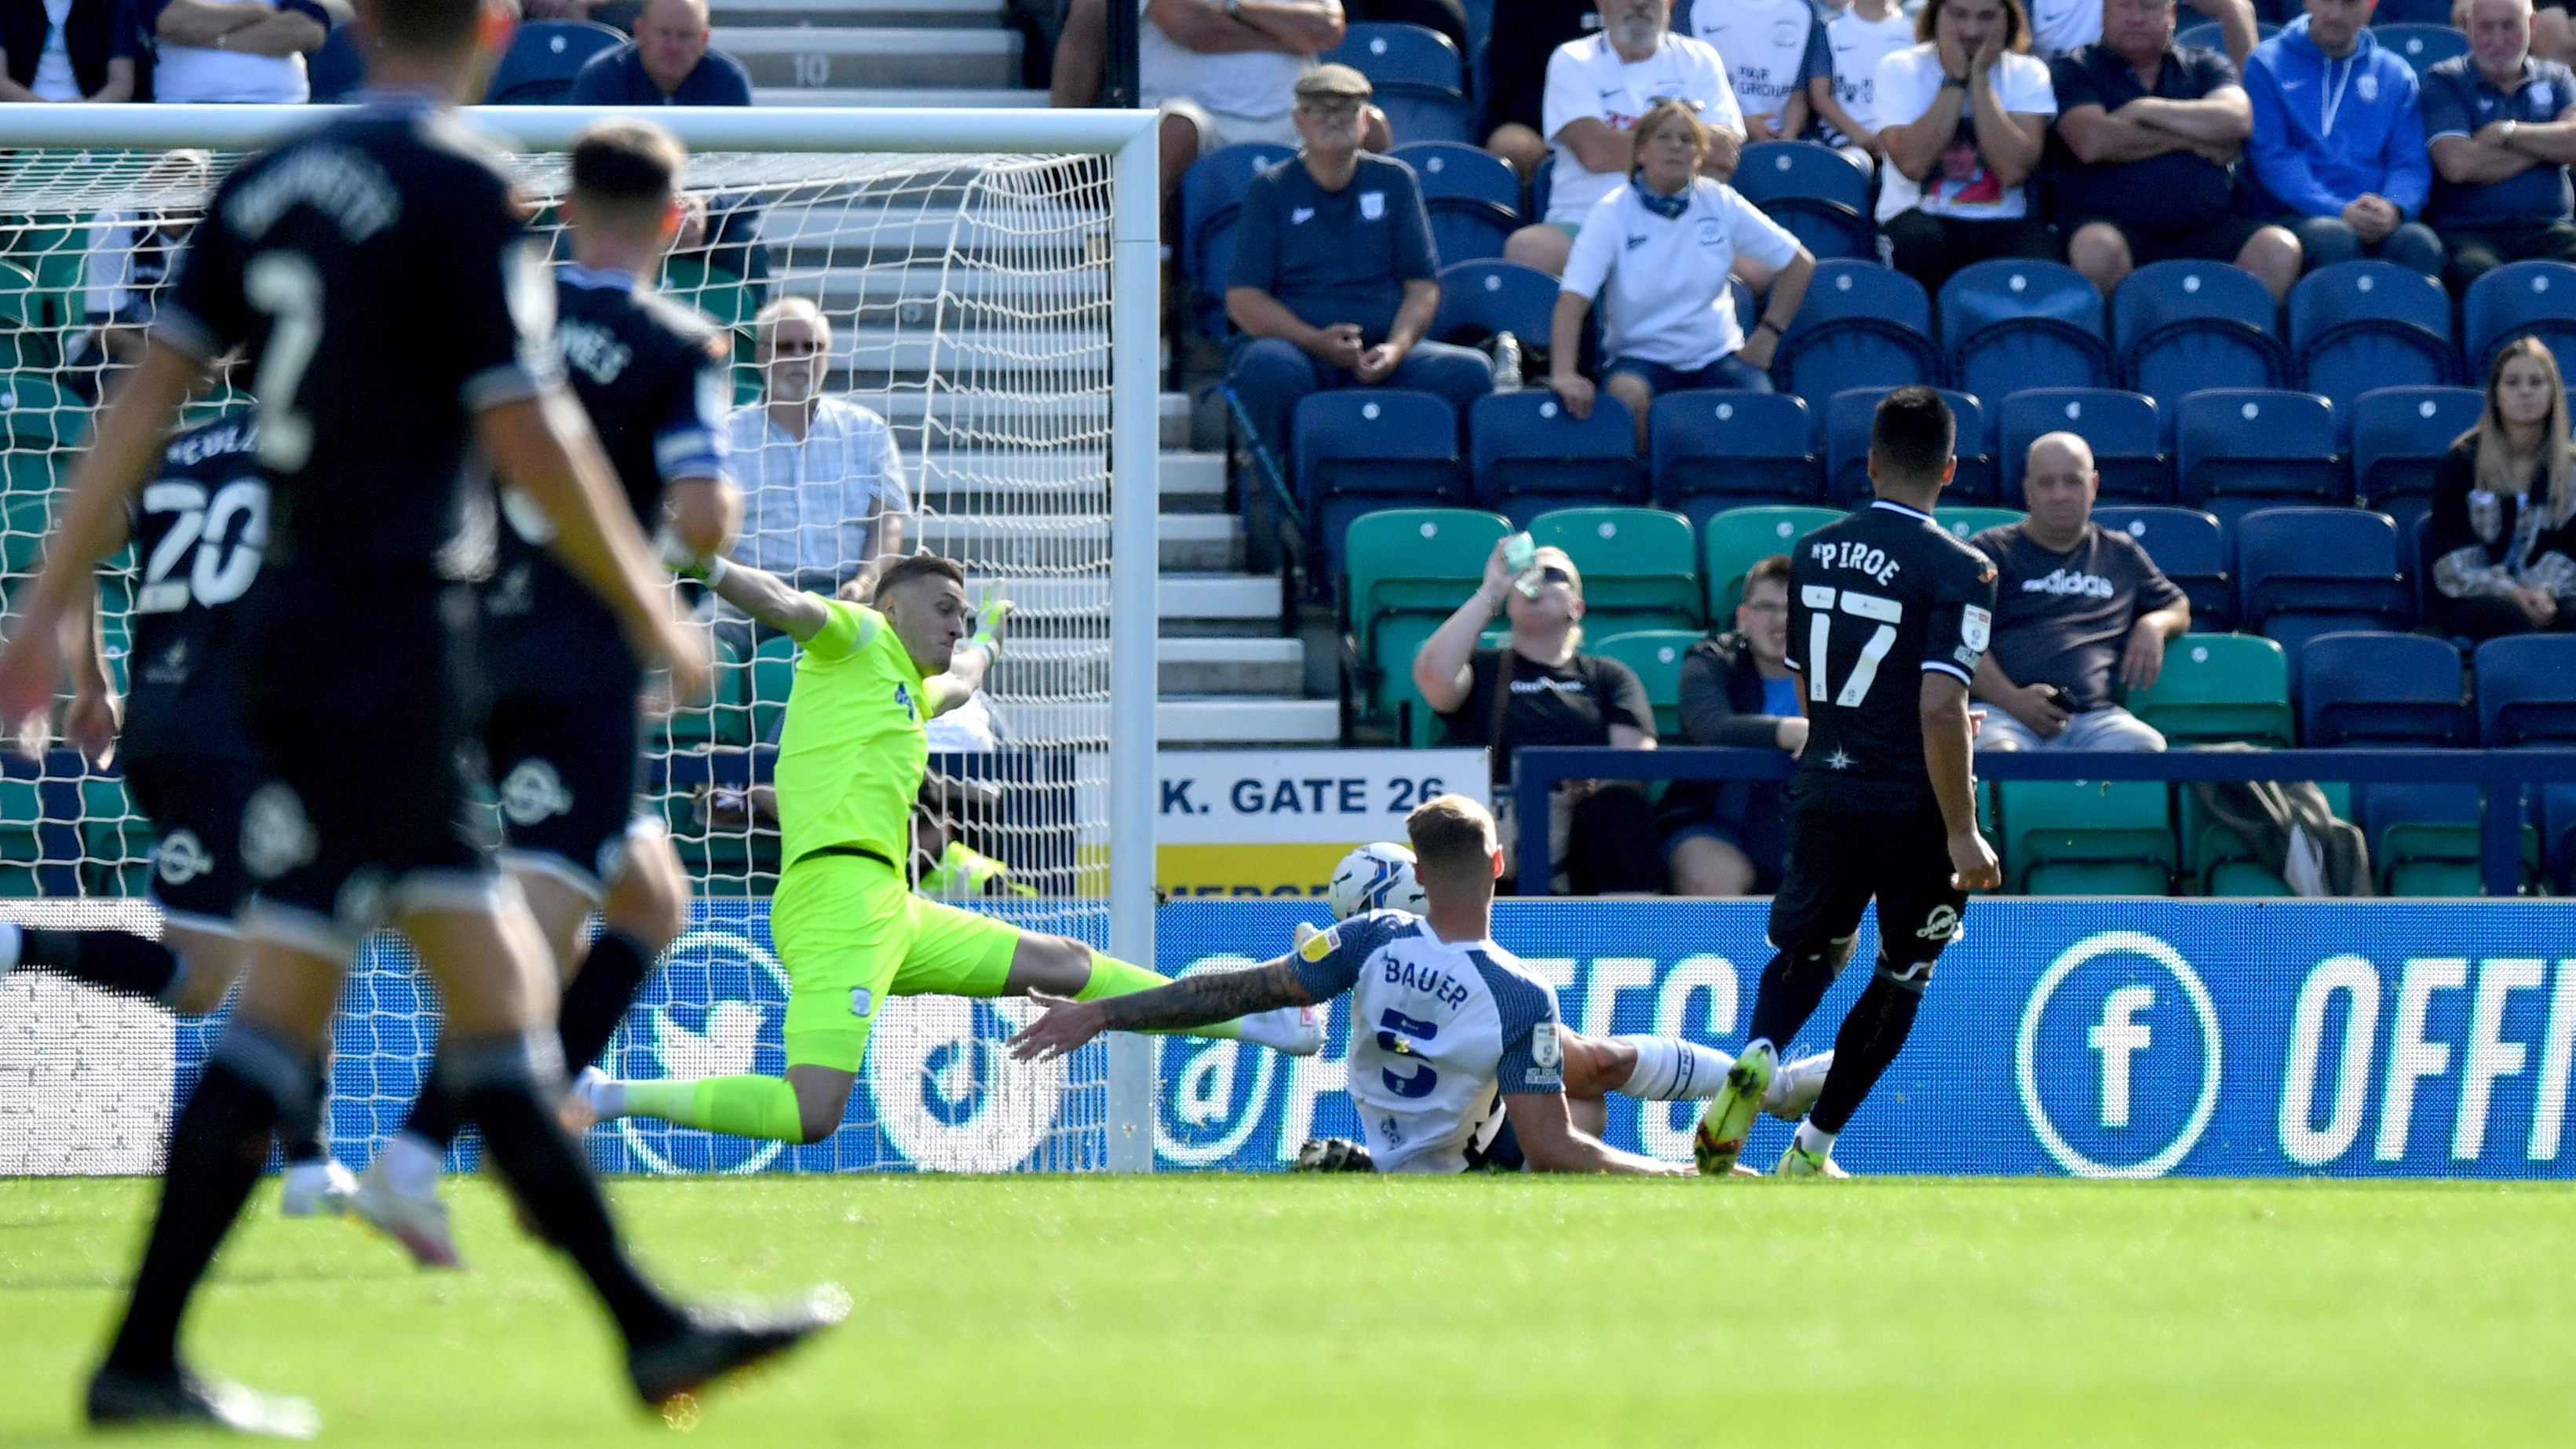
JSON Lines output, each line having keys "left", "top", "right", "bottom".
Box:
{"left": 2243, "top": 0, "right": 2443, "bottom": 276}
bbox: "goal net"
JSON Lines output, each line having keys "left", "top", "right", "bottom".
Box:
{"left": 0, "top": 107, "right": 1160, "bottom": 1177}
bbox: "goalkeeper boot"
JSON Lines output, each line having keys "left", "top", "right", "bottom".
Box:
{"left": 1692, "top": 1039, "right": 1776, "bottom": 1177}
{"left": 278, "top": 1159, "right": 358, "bottom": 1219}
{"left": 1764, "top": 1051, "right": 1835, "bottom": 1122}
{"left": 1293, "top": 1137, "right": 1374, "bottom": 1172}
{"left": 86, "top": 1363, "right": 320, "bottom": 1439}
{"left": 1776, "top": 1137, "right": 1851, "bottom": 1179}
{"left": 349, "top": 1155, "right": 461, "bottom": 1269}
{"left": 629, "top": 1285, "right": 852, "bottom": 1420}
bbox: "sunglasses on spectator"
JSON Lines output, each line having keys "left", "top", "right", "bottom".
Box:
{"left": 768, "top": 336, "right": 825, "bottom": 356}
{"left": 1528, "top": 565, "right": 1572, "bottom": 586}
{"left": 1741, "top": 599, "right": 1788, "bottom": 616}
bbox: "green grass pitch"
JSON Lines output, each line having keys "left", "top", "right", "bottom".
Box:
{"left": 2, "top": 1174, "right": 2571, "bottom": 1446}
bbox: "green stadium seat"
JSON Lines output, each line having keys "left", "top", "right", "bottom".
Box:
{"left": 1344, "top": 508, "right": 1511, "bottom": 743}
{"left": 0, "top": 372, "right": 85, "bottom": 449}
{"left": 663, "top": 639, "right": 750, "bottom": 750}
{"left": 1702, "top": 505, "right": 1840, "bottom": 620}
{"left": 2378, "top": 825, "right": 2537, "bottom": 896}
{"left": 747, "top": 634, "right": 800, "bottom": 746}
{"left": 1586, "top": 629, "right": 1698, "bottom": 737}
{"left": 1527, "top": 506, "right": 1701, "bottom": 635}
{"left": 1997, "top": 779, "right": 2176, "bottom": 894}
{"left": 661, "top": 254, "right": 761, "bottom": 404}
{"left": 2178, "top": 782, "right": 2352, "bottom": 895}
{"left": 10, "top": 222, "right": 87, "bottom": 333}
{"left": 2126, "top": 633, "right": 2293, "bottom": 747}
{"left": 0, "top": 258, "right": 55, "bottom": 372}
{"left": 80, "top": 776, "right": 152, "bottom": 896}
{"left": 180, "top": 383, "right": 253, "bottom": 430}
{"left": 0, "top": 776, "right": 41, "bottom": 896}
{"left": 1933, "top": 506, "right": 2023, "bottom": 544}
{"left": 3, "top": 490, "right": 53, "bottom": 576}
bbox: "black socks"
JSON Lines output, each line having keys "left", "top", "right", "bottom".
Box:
{"left": 1745, "top": 946, "right": 1844, "bottom": 1051}
{"left": 403, "top": 931, "right": 655, "bottom": 1152}
{"left": 1808, "top": 970, "right": 1927, "bottom": 1135}
{"left": 16, "top": 928, "right": 181, "bottom": 1004}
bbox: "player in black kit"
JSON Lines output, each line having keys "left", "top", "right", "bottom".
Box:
{"left": 0, "top": 0, "right": 836, "bottom": 1432}
{"left": 353, "top": 117, "right": 740, "bottom": 1267}
{"left": 1694, "top": 386, "right": 2002, "bottom": 1178}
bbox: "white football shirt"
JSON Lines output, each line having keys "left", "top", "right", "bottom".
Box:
{"left": 1137, "top": 0, "right": 1311, "bottom": 121}
{"left": 1540, "top": 31, "right": 1746, "bottom": 224}
{"left": 2026, "top": 0, "right": 2101, "bottom": 60}
{"left": 1871, "top": 43, "right": 2057, "bottom": 221}
{"left": 1688, "top": 0, "right": 1818, "bottom": 123}
{"left": 1821, "top": 6, "right": 1917, "bottom": 135}
{"left": 1562, "top": 177, "right": 1801, "bottom": 368}
{"left": 1291, "top": 911, "right": 1567, "bottom": 1174}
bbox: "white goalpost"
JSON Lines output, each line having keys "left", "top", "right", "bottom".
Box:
{"left": 0, "top": 104, "right": 1161, "bottom": 1175}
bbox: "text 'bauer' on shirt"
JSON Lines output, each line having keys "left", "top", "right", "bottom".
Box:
{"left": 724, "top": 396, "right": 913, "bottom": 579}
{"left": 1561, "top": 176, "right": 1801, "bottom": 370}
{"left": 1290, "top": 909, "right": 1567, "bottom": 1175}
{"left": 1540, "top": 31, "right": 1745, "bottom": 225}
{"left": 1224, "top": 151, "right": 1439, "bottom": 346}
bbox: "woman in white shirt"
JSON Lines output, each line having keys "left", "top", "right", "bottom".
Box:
{"left": 1871, "top": 0, "right": 2059, "bottom": 293}
{"left": 1546, "top": 97, "right": 1816, "bottom": 449}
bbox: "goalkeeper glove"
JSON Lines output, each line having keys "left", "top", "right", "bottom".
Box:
{"left": 964, "top": 583, "right": 1014, "bottom": 666}
{"left": 655, "top": 526, "right": 728, "bottom": 586}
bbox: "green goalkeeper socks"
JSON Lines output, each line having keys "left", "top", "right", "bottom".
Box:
{"left": 618, "top": 1076, "right": 805, "bottom": 1142}
{"left": 1075, "top": 950, "right": 1242, "bottom": 1039}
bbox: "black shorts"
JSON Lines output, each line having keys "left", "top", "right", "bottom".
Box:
{"left": 483, "top": 688, "right": 649, "bottom": 897}
{"left": 234, "top": 573, "right": 497, "bottom": 951}
{"left": 2063, "top": 212, "right": 2271, "bottom": 268}
{"left": 120, "top": 750, "right": 261, "bottom": 929}
{"left": 1767, "top": 801, "right": 1967, "bottom": 970}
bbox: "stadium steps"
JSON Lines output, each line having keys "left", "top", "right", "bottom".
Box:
{"left": 1157, "top": 696, "right": 1337, "bottom": 743}
{"left": 1158, "top": 637, "right": 1302, "bottom": 695}
{"left": 754, "top": 87, "right": 1047, "bottom": 107}
{"left": 714, "top": 27, "right": 1020, "bottom": 89}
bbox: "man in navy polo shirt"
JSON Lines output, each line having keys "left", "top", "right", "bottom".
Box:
{"left": 2425, "top": 0, "right": 2576, "bottom": 291}
{"left": 1224, "top": 64, "right": 1493, "bottom": 489}
{"left": 569, "top": 0, "right": 752, "bottom": 104}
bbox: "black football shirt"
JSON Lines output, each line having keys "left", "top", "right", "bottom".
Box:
{"left": 1784, "top": 499, "right": 1999, "bottom": 810}
{"left": 121, "top": 407, "right": 265, "bottom": 764}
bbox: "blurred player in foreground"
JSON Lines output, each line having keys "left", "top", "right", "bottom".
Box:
{"left": 352, "top": 116, "right": 739, "bottom": 1269}
{"left": 1013, "top": 795, "right": 1823, "bottom": 1175}
{"left": 575, "top": 549, "right": 1322, "bottom": 1145}
{"left": 0, "top": 0, "right": 837, "bottom": 1429}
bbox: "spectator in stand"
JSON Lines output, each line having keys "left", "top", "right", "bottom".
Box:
{"left": 721, "top": 297, "right": 912, "bottom": 647}
{"left": 1967, "top": 431, "right": 2191, "bottom": 750}
{"left": 1050, "top": 0, "right": 1388, "bottom": 195}
{"left": 1688, "top": 0, "right": 1817, "bottom": 142}
{"left": 568, "top": 0, "right": 752, "bottom": 104}
{"left": 2053, "top": 0, "right": 2302, "bottom": 301}
{"left": 142, "top": 0, "right": 325, "bottom": 101}
{"left": 1807, "top": 0, "right": 1917, "bottom": 168}
{"left": 1414, "top": 537, "right": 1663, "bottom": 896}
{"left": 0, "top": 0, "right": 137, "bottom": 101}
{"left": 66, "top": 148, "right": 206, "bottom": 406}
{"left": 1501, "top": 0, "right": 1744, "bottom": 277}
{"left": 2425, "top": 0, "right": 2576, "bottom": 293}
{"left": 1224, "top": 66, "right": 1493, "bottom": 479}
{"left": 1658, "top": 553, "right": 1803, "bottom": 896}
{"left": 2458, "top": 0, "right": 2573, "bottom": 70}
{"left": 2028, "top": 0, "right": 2257, "bottom": 66}
{"left": 1548, "top": 97, "right": 1815, "bottom": 446}
{"left": 1482, "top": 0, "right": 1600, "bottom": 181}
{"left": 1873, "top": 0, "right": 2060, "bottom": 293}
{"left": 2427, "top": 336, "right": 2576, "bottom": 637}
{"left": 2243, "top": 0, "right": 2442, "bottom": 276}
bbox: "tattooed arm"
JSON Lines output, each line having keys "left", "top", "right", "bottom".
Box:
{"left": 1007, "top": 958, "right": 1317, "bottom": 1062}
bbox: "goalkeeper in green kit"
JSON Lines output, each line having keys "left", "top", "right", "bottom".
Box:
{"left": 577, "top": 549, "right": 1323, "bottom": 1144}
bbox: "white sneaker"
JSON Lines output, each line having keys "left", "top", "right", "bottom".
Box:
{"left": 1776, "top": 1138, "right": 1851, "bottom": 1179}
{"left": 278, "top": 1160, "right": 357, "bottom": 1218}
{"left": 1764, "top": 1051, "right": 1834, "bottom": 1122}
{"left": 1235, "top": 1003, "right": 1328, "bottom": 1057}
{"left": 349, "top": 1158, "right": 462, "bottom": 1269}
{"left": 1693, "top": 1040, "right": 1775, "bottom": 1177}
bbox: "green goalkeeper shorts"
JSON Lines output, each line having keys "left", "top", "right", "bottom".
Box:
{"left": 773, "top": 850, "right": 1021, "bottom": 1072}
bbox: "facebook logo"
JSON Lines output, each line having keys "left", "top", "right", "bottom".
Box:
{"left": 2018, "top": 932, "right": 2224, "bottom": 1178}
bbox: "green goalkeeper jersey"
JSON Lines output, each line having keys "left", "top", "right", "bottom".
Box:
{"left": 774, "top": 598, "right": 933, "bottom": 870}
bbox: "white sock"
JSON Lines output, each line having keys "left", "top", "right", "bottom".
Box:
{"left": 283, "top": 1159, "right": 334, "bottom": 1192}
{"left": 586, "top": 1072, "right": 629, "bottom": 1119}
{"left": 1231, "top": 1006, "right": 1309, "bottom": 1052}
{"left": 1793, "top": 1120, "right": 1837, "bottom": 1159}
{"left": 0, "top": 921, "right": 20, "bottom": 976}
{"left": 379, "top": 1132, "right": 443, "bottom": 1199}
{"left": 1767, "top": 1051, "right": 1835, "bottom": 1118}
{"left": 1611, "top": 1036, "right": 1737, "bottom": 1099}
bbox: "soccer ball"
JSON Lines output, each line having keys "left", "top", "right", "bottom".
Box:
{"left": 1328, "top": 842, "right": 1427, "bottom": 920}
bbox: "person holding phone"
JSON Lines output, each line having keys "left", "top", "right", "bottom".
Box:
{"left": 1965, "top": 432, "right": 2190, "bottom": 752}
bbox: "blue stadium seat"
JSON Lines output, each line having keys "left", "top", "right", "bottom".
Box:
{"left": 1181, "top": 143, "right": 1299, "bottom": 338}
{"left": 1390, "top": 142, "right": 1520, "bottom": 265}
{"left": 2092, "top": 505, "right": 2229, "bottom": 629}
{"left": 2358, "top": 779, "right": 2492, "bottom": 895}
{"left": 1469, "top": 390, "right": 1647, "bottom": 524}
{"left": 1650, "top": 390, "right": 1819, "bottom": 526}
{"left": 2237, "top": 506, "right": 2412, "bottom": 670}
{"left": 2463, "top": 260, "right": 2576, "bottom": 379}
{"left": 2174, "top": 389, "right": 2346, "bottom": 520}
{"left": 2370, "top": 0, "right": 2454, "bottom": 21}
{"left": 2301, "top": 632, "right": 2470, "bottom": 746}
{"left": 1429, "top": 258, "right": 1556, "bottom": 350}
{"left": 2374, "top": 22, "right": 2468, "bottom": 81}
{"left": 1998, "top": 388, "right": 2166, "bottom": 506}
{"left": 1774, "top": 259, "right": 1940, "bottom": 406}
{"left": 2475, "top": 634, "right": 2576, "bottom": 746}
{"left": 307, "top": 20, "right": 365, "bottom": 101}
{"left": 483, "top": 20, "right": 625, "bottom": 104}
{"left": 1731, "top": 141, "right": 1874, "bottom": 260}
{"left": 2114, "top": 261, "right": 2288, "bottom": 440}
{"left": 2176, "top": 17, "right": 2279, "bottom": 49}
{"left": 2352, "top": 385, "right": 2481, "bottom": 539}
{"left": 1939, "top": 259, "right": 2114, "bottom": 411}
{"left": 1296, "top": 391, "right": 1469, "bottom": 585}
{"left": 2289, "top": 261, "right": 2457, "bottom": 443}
{"left": 1326, "top": 24, "right": 1475, "bottom": 144}
{"left": 1824, "top": 386, "right": 1991, "bottom": 506}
